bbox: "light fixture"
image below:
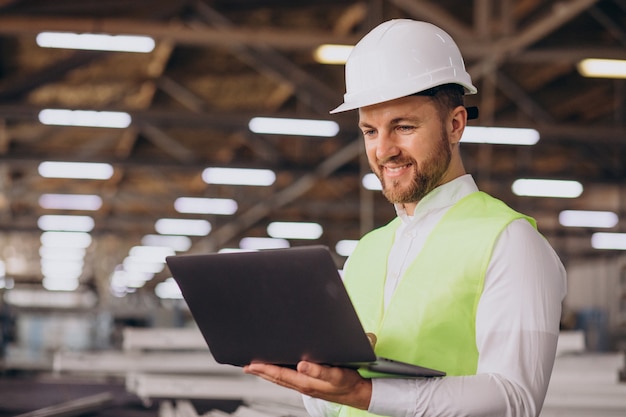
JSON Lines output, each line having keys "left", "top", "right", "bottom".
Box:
{"left": 217, "top": 248, "right": 257, "bottom": 253}
{"left": 239, "top": 237, "right": 290, "bottom": 250}
{"left": 202, "top": 167, "right": 276, "bottom": 186}
{"left": 38, "top": 161, "right": 114, "bottom": 180}
{"left": 336, "top": 240, "right": 358, "bottom": 257}
{"left": 0, "top": 276, "right": 14, "bottom": 290}
{"left": 36, "top": 32, "right": 155, "bottom": 53}
{"left": 174, "top": 197, "right": 238, "bottom": 215}
{"left": 461, "top": 126, "right": 540, "bottom": 145}
{"left": 362, "top": 173, "right": 382, "bottom": 191}
{"left": 39, "top": 193, "right": 103, "bottom": 210}
{"left": 154, "top": 218, "right": 212, "bottom": 236}
{"left": 42, "top": 277, "right": 80, "bottom": 292}
{"left": 141, "top": 234, "right": 192, "bottom": 252}
{"left": 40, "top": 231, "right": 92, "bottom": 248}
{"left": 155, "top": 278, "right": 183, "bottom": 300}
{"left": 39, "top": 246, "right": 86, "bottom": 261}
{"left": 559, "top": 210, "right": 618, "bottom": 228}
{"left": 577, "top": 58, "right": 626, "bottom": 79}
{"left": 38, "top": 215, "right": 95, "bottom": 232}
{"left": 267, "top": 221, "right": 323, "bottom": 240}
{"left": 39, "top": 109, "right": 132, "bottom": 128}
{"left": 591, "top": 232, "right": 626, "bottom": 250}
{"left": 122, "top": 256, "right": 166, "bottom": 274}
{"left": 129, "top": 245, "right": 175, "bottom": 263}
{"left": 248, "top": 117, "right": 340, "bottom": 137}
{"left": 110, "top": 269, "right": 154, "bottom": 291}
{"left": 4, "top": 288, "right": 96, "bottom": 307}
{"left": 313, "top": 44, "right": 353, "bottom": 64}
{"left": 511, "top": 179, "right": 583, "bottom": 198}
{"left": 41, "top": 259, "right": 83, "bottom": 279}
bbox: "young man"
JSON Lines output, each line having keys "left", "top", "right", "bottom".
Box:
{"left": 244, "top": 19, "right": 566, "bottom": 417}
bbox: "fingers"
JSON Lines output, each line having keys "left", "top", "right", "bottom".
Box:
{"left": 244, "top": 361, "right": 371, "bottom": 410}
{"left": 244, "top": 363, "right": 313, "bottom": 393}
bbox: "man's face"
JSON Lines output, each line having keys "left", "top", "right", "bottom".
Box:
{"left": 358, "top": 95, "right": 452, "bottom": 207}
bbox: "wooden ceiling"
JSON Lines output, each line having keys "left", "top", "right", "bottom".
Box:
{"left": 0, "top": 0, "right": 625, "bottom": 305}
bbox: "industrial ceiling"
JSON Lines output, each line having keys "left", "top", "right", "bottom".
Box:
{"left": 0, "top": 0, "right": 625, "bottom": 308}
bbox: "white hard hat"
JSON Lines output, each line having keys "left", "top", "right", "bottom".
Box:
{"left": 330, "top": 19, "right": 477, "bottom": 114}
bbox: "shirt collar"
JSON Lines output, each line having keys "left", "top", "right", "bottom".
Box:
{"left": 395, "top": 174, "right": 479, "bottom": 223}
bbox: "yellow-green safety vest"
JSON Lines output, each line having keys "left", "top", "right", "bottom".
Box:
{"left": 338, "top": 191, "right": 535, "bottom": 417}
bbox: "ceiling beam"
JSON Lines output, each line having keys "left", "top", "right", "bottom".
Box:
{"left": 387, "top": 0, "right": 475, "bottom": 40}
{"left": 469, "top": 0, "right": 601, "bottom": 81}
{"left": 0, "top": 15, "right": 360, "bottom": 50}
{"left": 191, "top": 2, "right": 339, "bottom": 114}
{"left": 0, "top": 50, "right": 106, "bottom": 101}
{"left": 1, "top": 104, "right": 624, "bottom": 145}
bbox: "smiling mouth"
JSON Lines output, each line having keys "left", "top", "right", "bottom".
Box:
{"left": 382, "top": 163, "right": 412, "bottom": 177}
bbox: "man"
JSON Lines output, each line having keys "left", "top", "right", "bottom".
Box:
{"left": 244, "top": 19, "right": 566, "bottom": 417}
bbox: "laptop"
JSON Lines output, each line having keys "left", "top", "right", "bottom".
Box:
{"left": 166, "top": 245, "right": 445, "bottom": 378}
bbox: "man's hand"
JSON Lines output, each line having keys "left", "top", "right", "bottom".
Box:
{"left": 243, "top": 361, "right": 372, "bottom": 410}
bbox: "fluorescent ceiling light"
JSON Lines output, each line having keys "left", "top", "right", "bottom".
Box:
{"left": 41, "top": 259, "right": 83, "bottom": 279}
{"left": 202, "top": 167, "right": 276, "bottom": 186}
{"left": 336, "top": 239, "right": 359, "bottom": 257}
{"left": 39, "top": 109, "right": 131, "bottom": 128}
{"left": 461, "top": 126, "right": 539, "bottom": 145}
{"left": 38, "top": 215, "right": 94, "bottom": 232}
{"left": 0, "top": 277, "right": 14, "bottom": 290}
{"left": 267, "top": 221, "right": 323, "bottom": 240}
{"left": 174, "top": 197, "right": 238, "bottom": 215}
{"left": 314, "top": 44, "right": 353, "bottom": 64}
{"left": 39, "top": 246, "right": 86, "bottom": 261}
{"left": 249, "top": 117, "right": 340, "bottom": 137}
{"left": 39, "top": 193, "right": 103, "bottom": 211}
{"left": 577, "top": 58, "right": 626, "bottom": 79}
{"left": 5, "top": 288, "right": 96, "bottom": 307}
{"left": 155, "top": 278, "right": 183, "bottom": 300}
{"left": 129, "top": 245, "right": 175, "bottom": 263}
{"left": 38, "top": 161, "right": 114, "bottom": 180}
{"left": 362, "top": 173, "right": 382, "bottom": 191}
{"left": 110, "top": 269, "right": 154, "bottom": 291}
{"left": 154, "top": 218, "right": 212, "bottom": 236}
{"left": 512, "top": 179, "right": 583, "bottom": 198}
{"left": 141, "top": 234, "right": 192, "bottom": 252}
{"left": 36, "top": 32, "right": 155, "bottom": 53}
{"left": 42, "top": 277, "right": 80, "bottom": 292}
{"left": 123, "top": 256, "right": 165, "bottom": 274}
{"left": 40, "top": 231, "right": 92, "bottom": 248}
{"left": 591, "top": 232, "right": 626, "bottom": 250}
{"left": 559, "top": 210, "right": 618, "bottom": 228}
{"left": 218, "top": 248, "right": 257, "bottom": 253}
{"left": 239, "top": 237, "right": 290, "bottom": 250}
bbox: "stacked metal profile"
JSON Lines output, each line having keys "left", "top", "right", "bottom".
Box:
{"left": 52, "top": 327, "right": 306, "bottom": 417}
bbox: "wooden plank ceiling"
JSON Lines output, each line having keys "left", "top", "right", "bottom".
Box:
{"left": 0, "top": 0, "right": 624, "bottom": 306}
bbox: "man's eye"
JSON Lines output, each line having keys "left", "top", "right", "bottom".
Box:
{"left": 397, "top": 125, "right": 415, "bottom": 132}
{"left": 362, "top": 130, "right": 375, "bottom": 137}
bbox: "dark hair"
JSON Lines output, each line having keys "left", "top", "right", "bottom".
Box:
{"left": 413, "top": 84, "right": 465, "bottom": 120}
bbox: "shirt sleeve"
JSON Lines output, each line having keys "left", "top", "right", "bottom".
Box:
{"left": 367, "top": 219, "right": 567, "bottom": 417}
{"left": 302, "top": 395, "right": 342, "bottom": 417}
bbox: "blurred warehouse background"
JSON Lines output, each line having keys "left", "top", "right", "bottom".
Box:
{"left": 0, "top": 0, "right": 625, "bottom": 415}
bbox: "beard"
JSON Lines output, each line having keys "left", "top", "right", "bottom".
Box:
{"left": 372, "top": 129, "right": 452, "bottom": 205}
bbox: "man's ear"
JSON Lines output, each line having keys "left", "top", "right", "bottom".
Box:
{"left": 449, "top": 105, "right": 467, "bottom": 145}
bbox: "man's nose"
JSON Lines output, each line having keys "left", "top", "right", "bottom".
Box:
{"left": 376, "top": 132, "right": 400, "bottom": 161}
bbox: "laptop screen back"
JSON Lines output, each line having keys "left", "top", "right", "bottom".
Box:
{"left": 166, "top": 245, "right": 377, "bottom": 367}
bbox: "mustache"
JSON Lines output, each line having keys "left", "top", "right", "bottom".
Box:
{"left": 377, "top": 155, "right": 415, "bottom": 166}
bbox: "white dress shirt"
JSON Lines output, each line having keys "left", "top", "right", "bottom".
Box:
{"left": 304, "top": 174, "right": 567, "bottom": 417}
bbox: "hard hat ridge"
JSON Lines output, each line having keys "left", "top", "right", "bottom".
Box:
{"left": 330, "top": 19, "right": 477, "bottom": 114}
